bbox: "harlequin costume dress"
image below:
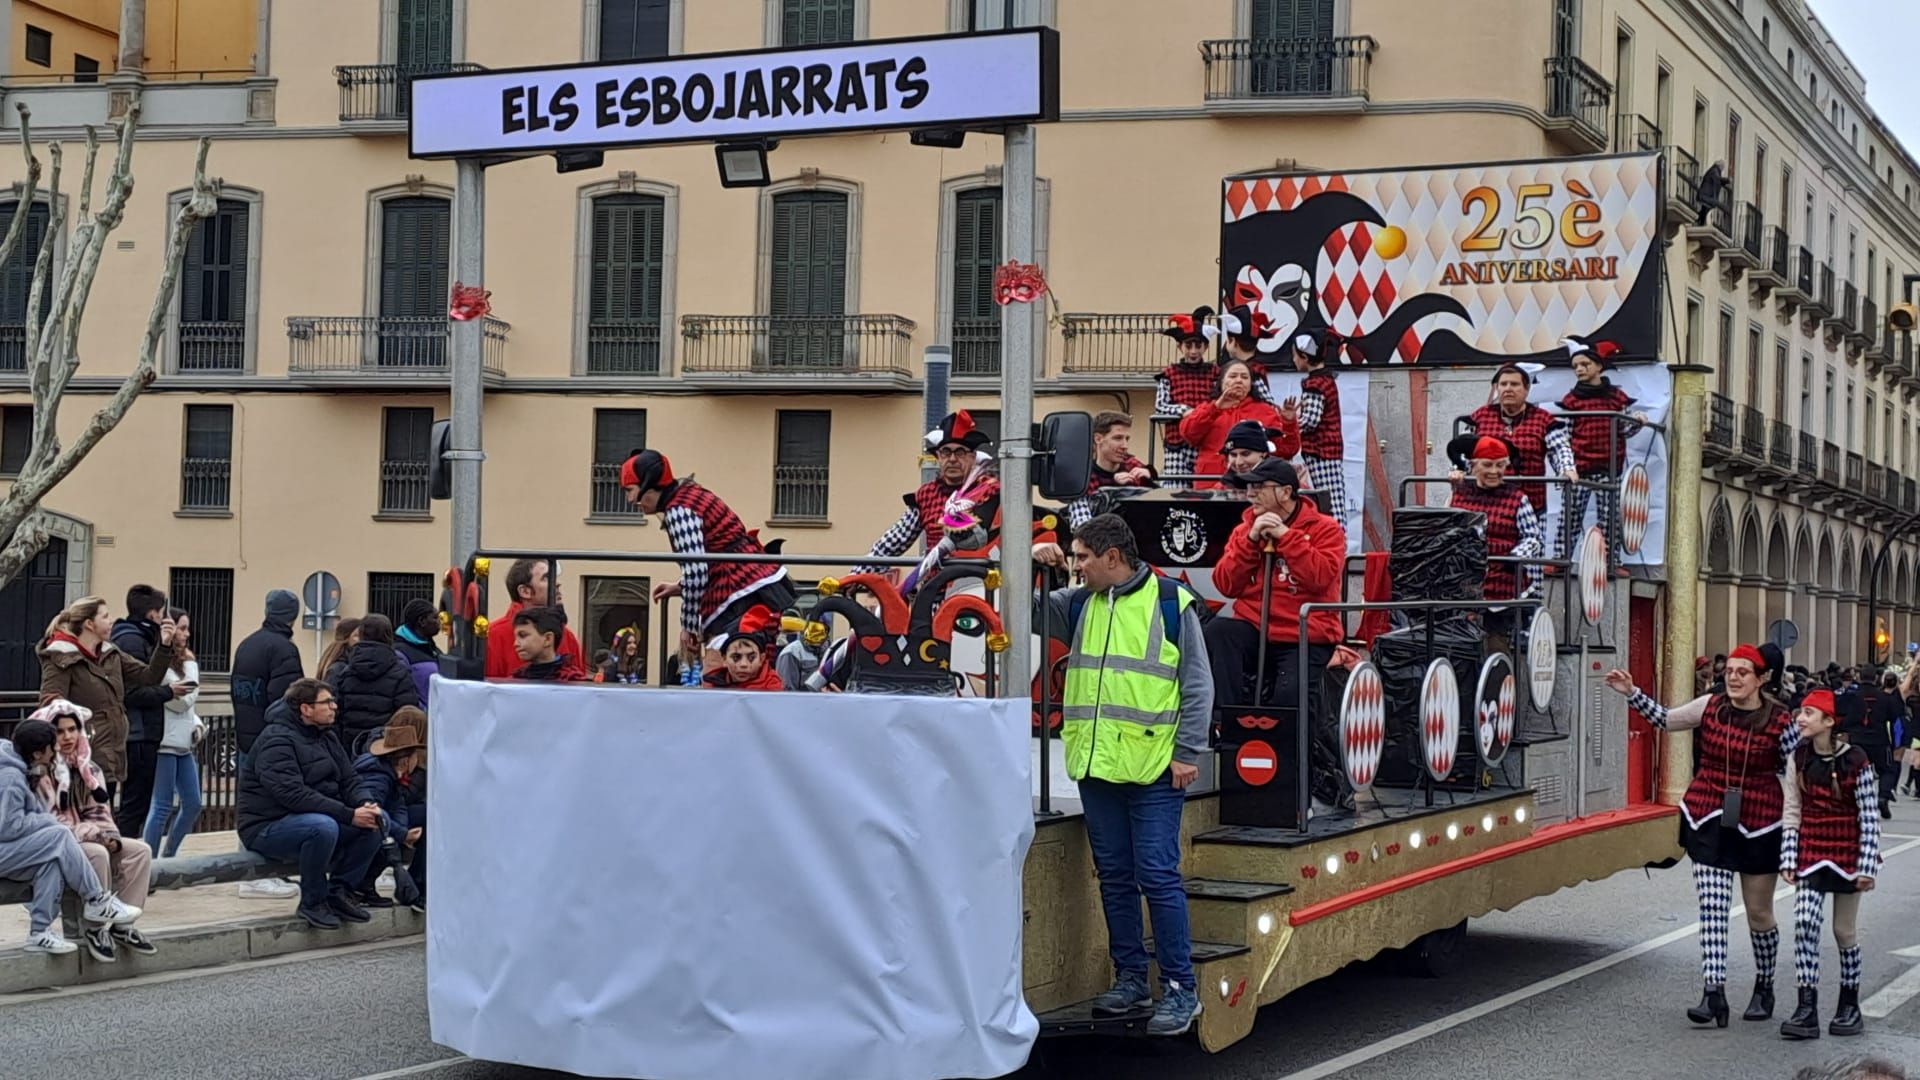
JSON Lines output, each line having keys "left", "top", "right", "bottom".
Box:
{"left": 1155, "top": 308, "right": 1218, "bottom": 490}
{"left": 1557, "top": 337, "right": 1643, "bottom": 562}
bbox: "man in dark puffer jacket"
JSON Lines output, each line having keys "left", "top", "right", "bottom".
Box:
{"left": 324, "top": 615, "right": 421, "bottom": 755}
{"left": 231, "top": 590, "right": 305, "bottom": 760}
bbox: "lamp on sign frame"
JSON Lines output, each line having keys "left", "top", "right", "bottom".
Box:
{"left": 909, "top": 128, "right": 967, "bottom": 149}
{"left": 715, "top": 139, "right": 779, "bottom": 188}
{"left": 555, "top": 149, "right": 605, "bottom": 174}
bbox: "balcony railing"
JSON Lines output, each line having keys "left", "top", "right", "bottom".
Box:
{"left": 1838, "top": 281, "right": 1859, "bottom": 332}
{"left": 178, "top": 321, "right": 245, "bottom": 372}
{"left": 1818, "top": 263, "right": 1836, "bottom": 311}
{"left": 1845, "top": 451, "right": 1864, "bottom": 493}
{"left": 771, "top": 464, "right": 830, "bottom": 521}
{"left": 1734, "top": 203, "right": 1763, "bottom": 262}
{"left": 1200, "top": 36, "right": 1376, "bottom": 103}
{"left": 586, "top": 320, "right": 662, "bottom": 375}
{"left": 1706, "top": 393, "right": 1735, "bottom": 453}
{"left": 379, "top": 458, "right": 430, "bottom": 516}
{"left": 678, "top": 314, "right": 915, "bottom": 377}
{"left": 1543, "top": 54, "right": 1612, "bottom": 147}
{"left": 1793, "top": 246, "right": 1816, "bottom": 297}
{"left": 589, "top": 462, "right": 641, "bottom": 518}
{"left": 1862, "top": 296, "right": 1880, "bottom": 348}
{"left": 1867, "top": 462, "right": 1887, "bottom": 505}
{"left": 952, "top": 316, "right": 1001, "bottom": 377}
{"left": 1798, "top": 431, "right": 1818, "bottom": 478}
{"left": 1060, "top": 313, "right": 1170, "bottom": 375}
{"left": 1767, "top": 419, "right": 1793, "bottom": 470}
{"left": 1822, "top": 440, "right": 1841, "bottom": 486}
{"left": 179, "top": 457, "right": 230, "bottom": 512}
{"left": 1761, "top": 226, "right": 1788, "bottom": 279}
{"left": 1613, "top": 112, "right": 1661, "bottom": 152}
{"left": 1907, "top": 477, "right": 1918, "bottom": 512}
{"left": 0, "top": 324, "right": 24, "bottom": 371}
{"left": 336, "top": 63, "right": 484, "bottom": 122}
{"left": 1669, "top": 147, "right": 1700, "bottom": 209}
{"left": 1738, "top": 403, "right": 1765, "bottom": 459}
{"left": 286, "top": 316, "right": 509, "bottom": 377}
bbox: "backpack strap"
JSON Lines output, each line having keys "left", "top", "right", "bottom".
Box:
{"left": 1157, "top": 574, "right": 1195, "bottom": 651}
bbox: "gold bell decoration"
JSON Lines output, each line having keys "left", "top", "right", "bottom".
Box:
{"left": 438, "top": 610, "right": 451, "bottom": 635}
{"left": 473, "top": 615, "right": 489, "bottom": 636}
{"left": 986, "top": 631, "right": 1010, "bottom": 654}
{"left": 983, "top": 569, "right": 1002, "bottom": 590}
{"left": 472, "top": 557, "right": 491, "bottom": 579}
{"left": 817, "top": 576, "right": 841, "bottom": 597}
{"left": 802, "top": 621, "right": 829, "bottom": 647}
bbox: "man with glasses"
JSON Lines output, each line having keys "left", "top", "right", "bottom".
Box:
{"left": 855, "top": 410, "right": 1002, "bottom": 582}
{"left": 237, "top": 679, "right": 385, "bottom": 930}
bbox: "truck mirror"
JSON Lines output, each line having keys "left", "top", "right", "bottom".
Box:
{"left": 429, "top": 419, "right": 453, "bottom": 501}
{"left": 1035, "top": 411, "right": 1092, "bottom": 499}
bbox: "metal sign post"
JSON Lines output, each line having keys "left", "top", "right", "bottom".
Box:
{"left": 449, "top": 158, "right": 487, "bottom": 572}
{"left": 997, "top": 110, "right": 1036, "bottom": 704}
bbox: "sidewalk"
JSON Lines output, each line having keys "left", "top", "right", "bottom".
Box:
{"left": 0, "top": 831, "right": 300, "bottom": 941}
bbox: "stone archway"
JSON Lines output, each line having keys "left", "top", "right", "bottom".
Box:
{"left": 1764, "top": 514, "right": 1791, "bottom": 643}
{"left": 1736, "top": 509, "right": 1764, "bottom": 645}
{"left": 1704, "top": 499, "right": 1736, "bottom": 656}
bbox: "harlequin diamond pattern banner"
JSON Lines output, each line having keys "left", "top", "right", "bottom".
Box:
{"left": 1220, "top": 154, "right": 1662, "bottom": 365}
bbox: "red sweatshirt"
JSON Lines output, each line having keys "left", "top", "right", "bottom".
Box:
{"left": 486, "top": 602, "right": 588, "bottom": 680}
{"left": 1211, "top": 499, "right": 1347, "bottom": 645}
{"left": 1176, "top": 399, "right": 1301, "bottom": 489}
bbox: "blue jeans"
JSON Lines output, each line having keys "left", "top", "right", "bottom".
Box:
{"left": 1079, "top": 770, "right": 1194, "bottom": 988}
{"left": 245, "top": 813, "right": 382, "bottom": 911}
{"left": 142, "top": 750, "right": 203, "bottom": 857}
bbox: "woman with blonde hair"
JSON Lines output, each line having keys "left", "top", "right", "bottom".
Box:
{"left": 316, "top": 617, "right": 362, "bottom": 681}
{"left": 37, "top": 596, "right": 179, "bottom": 797}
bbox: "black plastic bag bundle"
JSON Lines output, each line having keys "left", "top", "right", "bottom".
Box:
{"left": 1371, "top": 615, "right": 1485, "bottom": 788}
{"left": 1389, "top": 507, "right": 1488, "bottom": 614}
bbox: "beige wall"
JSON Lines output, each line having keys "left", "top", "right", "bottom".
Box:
{"left": 14, "top": 0, "right": 256, "bottom": 77}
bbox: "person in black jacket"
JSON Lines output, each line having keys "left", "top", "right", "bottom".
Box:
{"left": 1867, "top": 671, "right": 1906, "bottom": 811}
{"left": 230, "top": 590, "right": 305, "bottom": 762}
{"left": 325, "top": 615, "right": 421, "bottom": 755}
{"left": 239, "top": 679, "right": 384, "bottom": 929}
{"left": 109, "top": 584, "right": 181, "bottom": 838}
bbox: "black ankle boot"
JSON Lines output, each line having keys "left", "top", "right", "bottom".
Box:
{"left": 1743, "top": 979, "right": 1775, "bottom": 1020}
{"left": 1781, "top": 987, "right": 1821, "bottom": 1040}
{"left": 1687, "top": 983, "right": 1730, "bottom": 1027}
{"left": 1829, "top": 986, "right": 1864, "bottom": 1036}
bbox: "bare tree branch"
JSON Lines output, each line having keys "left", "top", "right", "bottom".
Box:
{"left": 76, "top": 125, "right": 97, "bottom": 220}
{"left": 0, "top": 512, "right": 56, "bottom": 593}
{"left": 24, "top": 140, "right": 60, "bottom": 447}
{"left": 0, "top": 104, "right": 43, "bottom": 277}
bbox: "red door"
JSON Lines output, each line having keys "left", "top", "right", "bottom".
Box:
{"left": 1626, "top": 593, "right": 1659, "bottom": 804}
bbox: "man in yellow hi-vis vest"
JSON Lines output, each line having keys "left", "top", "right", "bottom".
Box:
{"left": 1035, "top": 513, "right": 1213, "bottom": 1036}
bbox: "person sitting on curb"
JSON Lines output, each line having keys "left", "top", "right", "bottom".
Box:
{"left": 352, "top": 707, "right": 426, "bottom": 914}
{"left": 511, "top": 606, "right": 587, "bottom": 681}
{"left": 0, "top": 719, "right": 142, "bottom": 955}
{"left": 31, "top": 699, "right": 156, "bottom": 962}
{"left": 237, "top": 679, "right": 385, "bottom": 930}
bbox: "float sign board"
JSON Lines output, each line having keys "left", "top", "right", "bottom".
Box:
{"left": 408, "top": 28, "right": 1059, "bottom": 159}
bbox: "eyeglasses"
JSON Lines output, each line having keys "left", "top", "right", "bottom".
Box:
{"left": 933, "top": 446, "right": 973, "bottom": 458}
{"left": 313, "top": 698, "right": 338, "bottom": 708}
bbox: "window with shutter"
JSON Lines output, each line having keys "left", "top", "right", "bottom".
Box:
{"left": 782, "top": 0, "right": 855, "bottom": 45}
{"left": 774, "top": 410, "right": 831, "bottom": 520}
{"left": 767, "top": 191, "right": 848, "bottom": 370}
{"left": 968, "top": 0, "right": 1016, "bottom": 30}
{"left": 1249, "top": 0, "right": 1335, "bottom": 95}
{"left": 178, "top": 199, "right": 248, "bottom": 372}
{"left": 599, "top": 0, "right": 672, "bottom": 60}
{"left": 379, "top": 197, "right": 451, "bottom": 368}
{"left": 951, "top": 188, "right": 1001, "bottom": 376}
{"left": 381, "top": 407, "right": 435, "bottom": 514}
{"left": 0, "top": 202, "right": 50, "bottom": 372}
{"left": 589, "top": 195, "right": 665, "bottom": 374}
{"left": 394, "top": 0, "right": 454, "bottom": 115}
{"left": 591, "top": 409, "right": 648, "bottom": 516}
{"left": 0, "top": 406, "right": 29, "bottom": 477}
{"left": 180, "top": 405, "right": 233, "bottom": 511}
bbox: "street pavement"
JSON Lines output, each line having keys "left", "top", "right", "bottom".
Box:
{"left": 8, "top": 804, "right": 1920, "bottom": 1079}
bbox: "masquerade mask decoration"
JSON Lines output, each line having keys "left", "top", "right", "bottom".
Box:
{"left": 449, "top": 283, "right": 492, "bottom": 322}
{"left": 993, "top": 261, "right": 1049, "bottom": 306}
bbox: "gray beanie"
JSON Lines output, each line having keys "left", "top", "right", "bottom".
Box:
{"left": 265, "top": 589, "right": 299, "bottom": 623}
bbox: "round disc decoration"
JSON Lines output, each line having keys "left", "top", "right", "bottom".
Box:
{"left": 1474, "top": 653, "right": 1517, "bottom": 766}
{"left": 1528, "top": 608, "right": 1557, "bottom": 711}
{"left": 1579, "top": 524, "right": 1608, "bottom": 626}
{"left": 1618, "top": 463, "right": 1652, "bottom": 555}
{"left": 1339, "top": 661, "right": 1386, "bottom": 792}
{"left": 1419, "top": 659, "right": 1460, "bottom": 782}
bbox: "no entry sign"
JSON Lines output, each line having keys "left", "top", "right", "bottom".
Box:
{"left": 409, "top": 28, "right": 1059, "bottom": 158}
{"left": 1235, "top": 740, "right": 1279, "bottom": 787}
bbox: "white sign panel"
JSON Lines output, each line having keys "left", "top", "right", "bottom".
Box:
{"left": 409, "top": 29, "right": 1058, "bottom": 158}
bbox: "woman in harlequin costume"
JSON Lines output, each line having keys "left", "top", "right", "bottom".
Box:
{"left": 1292, "top": 328, "right": 1348, "bottom": 522}
{"left": 1155, "top": 308, "right": 1219, "bottom": 489}
{"left": 1778, "top": 687, "right": 1881, "bottom": 1041}
{"left": 1176, "top": 358, "right": 1297, "bottom": 490}
{"left": 1605, "top": 643, "right": 1799, "bottom": 1028}
{"left": 701, "top": 605, "right": 786, "bottom": 691}
{"left": 1556, "top": 337, "right": 1649, "bottom": 559}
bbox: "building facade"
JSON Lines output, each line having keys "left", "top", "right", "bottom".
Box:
{"left": 0, "top": 0, "right": 1913, "bottom": 684}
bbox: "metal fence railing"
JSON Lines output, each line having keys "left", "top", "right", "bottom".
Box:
{"left": 1544, "top": 53, "right": 1611, "bottom": 145}
{"left": 951, "top": 317, "right": 1001, "bottom": 376}
{"left": 178, "top": 321, "right": 245, "bottom": 372}
{"left": 1060, "top": 312, "right": 1167, "bottom": 375}
{"left": 286, "top": 315, "right": 509, "bottom": 376}
{"left": 587, "top": 320, "right": 663, "bottom": 375}
{"left": 590, "top": 462, "right": 641, "bottom": 517}
{"left": 772, "top": 464, "right": 831, "bottom": 521}
{"left": 336, "top": 62, "right": 484, "bottom": 121}
{"left": 380, "top": 458, "right": 431, "bottom": 515}
{"left": 679, "top": 314, "right": 915, "bottom": 377}
{"left": 179, "top": 456, "right": 231, "bottom": 512}
{"left": 1200, "top": 35, "right": 1376, "bottom": 102}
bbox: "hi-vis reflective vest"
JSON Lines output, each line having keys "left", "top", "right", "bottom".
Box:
{"left": 1061, "top": 577, "right": 1191, "bottom": 785}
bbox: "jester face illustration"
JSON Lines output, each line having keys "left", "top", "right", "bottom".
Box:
{"left": 1231, "top": 264, "right": 1311, "bottom": 355}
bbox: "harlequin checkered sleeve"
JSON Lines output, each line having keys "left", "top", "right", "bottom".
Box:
{"left": 1066, "top": 496, "right": 1095, "bottom": 531}
{"left": 1512, "top": 498, "right": 1544, "bottom": 595}
{"left": 1154, "top": 376, "right": 1186, "bottom": 419}
{"left": 852, "top": 508, "right": 923, "bottom": 575}
{"left": 1857, "top": 759, "right": 1883, "bottom": 875}
{"left": 1298, "top": 387, "right": 1326, "bottom": 431}
{"left": 1625, "top": 689, "right": 1709, "bottom": 731}
{"left": 1778, "top": 719, "right": 1805, "bottom": 758}
{"left": 663, "top": 503, "right": 709, "bottom": 638}
{"left": 1545, "top": 421, "right": 1575, "bottom": 476}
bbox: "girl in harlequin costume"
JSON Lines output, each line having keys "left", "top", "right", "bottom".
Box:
{"left": 1605, "top": 643, "right": 1799, "bottom": 1028}
{"left": 701, "top": 605, "right": 786, "bottom": 691}
{"left": 1292, "top": 328, "right": 1348, "bottom": 522}
{"left": 1778, "top": 687, "right": 1881, "bottom": 1041}
{"left": 1155, "top": 308, "right": 1219, "bottom": 489}
{"left": 1556, "top": 337, "right": 1649, "bottom": 560}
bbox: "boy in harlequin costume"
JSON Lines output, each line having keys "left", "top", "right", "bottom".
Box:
{"left": 1155, "top": 308, "right": 1219, "bottom": 489}
{"left": 1779, "top": 687, "right": 1882, "bottom": 1041}
{"left": 701, "top": 605, "right": 786, "bottom": 692}
{"left": 1292, "top": 328, "right": 1348, "bottom": 522}
{"left": 1557, "top": 337, "right": 1649, "bottom": 560}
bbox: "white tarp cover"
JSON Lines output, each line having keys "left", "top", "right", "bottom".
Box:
{"left": 426, "top": 677, "right": 1039, "bottom": 1080}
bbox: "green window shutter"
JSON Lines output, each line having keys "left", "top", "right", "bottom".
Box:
{"left": 593, "top": 409, "right": 649, "bottom": 464}
{"left": 0, "top": 202, "right": 48, "bottom": 325}
{"left": 590, "top": 194, "right": 665, "bottom": 374}
{"left": 397, "top": 0, "right": 453, "bottom": 67}
{"left": 383, "top": 407, "right": 434, "bottom": 463}
{"left": 225, "top": 199, "right": 249, "bottom": 324}
{"left": 951, "top": 187, "right": 1001, "bottom": 374}
{"left": 769, "top": 191, "right": 848, "bottom": 317}
{"left": 381, "top": 197, "right": 450, "bottom": 319}
{"left": 783, "top": 0, "right": 854, "bottom": 45}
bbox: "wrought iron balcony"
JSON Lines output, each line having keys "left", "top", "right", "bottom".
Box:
{"left": 1060, "top": 313, "right": 1171, "bottom": 376}
{"left": 1543, "top": 54, "right": 1612, "bottom": 151}
{"left": 1907, "top": 477, "right": 1918, "bottom": 513}
{"left": 1664, "top": 147, "right": 1699, "bottom": 230}
{"left": 586, "top": 320, "right": 662, "bottom": 375}
{"left": 1726, "top": 202, "right": 1762, "bottom": 268}
{"left": 1200, "top": 36, "right": 1376, "bottom": 105}
{"left": 336, "top": 62, "right": 484, "bottom": 122}
{"left": 1845, "top": 450, "right": 1864, "bottom": 493}
{"left": 1788, "top": 246, "right": 1816, "bottom": 302}
{"left": 1613, "top": 113, "right": 1661, "bottom": 152}
{"left": 1704, "top": 392, "right": 1736, "bottom": 462}
{"left": 1831, "top": 280, "right": 1860, "bottom": 336}
{"left": 1867, "top": 462, "right": 1887, "bottom": 506}
{"left": 0, "top": 324, "right": 25, "bottom": 371}
{"left": 1755, "top": 225, "right": 1788, "bottom": 285}
{"left": 1817, "top": 263, "right": 1836, "bottom": 314}
{"left": 678, "top": 314, "right": 915, "bottom": 378}
{"left": 1863, "top": 297, "right": 1884, "bottom": 361}
{"left": 1738, "top": 403, "right": 1765, "bottom": 461}
{"left": 1797, "top": 430, "right": 1819, "bottom": 480}
{"left": 1821, "top": 440, "right": 1841, "bottom": 486}
{"left": 589, "top": 462, "right": 642, "bottom": 519}
{"left": 951, "top": 316, "right": 1001, "bottom": 377}
{"left": 179, "top": 457, "right": 230, "bottom": 512}
{"left": 285, "top": 316, "right": 509, "bottom": 379}
{"left": 378, "top": 458, "right": 430, "bottom": 516}
{"left": 178, "top": 321, "right": 245, "bottom": 372}
{"left": 1766, "top": 418, "right": 1793, "bottom": 471}
{"left": 771, "top": 464, "right": 831, "bottom": 522}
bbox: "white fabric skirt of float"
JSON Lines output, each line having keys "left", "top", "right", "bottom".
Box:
{"left": 424, "top": 678, "right": 1037, "bottom": 1080}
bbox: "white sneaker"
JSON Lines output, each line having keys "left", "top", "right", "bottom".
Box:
{"left": 377, "top": 868, "right": 395, "bottom": 890}
{"left": 24, "top": 929, "right": 77, "bottom": 955}
{"left": 82, "top": 893, "right": 141, "bottom": 926}
{"left": 237, "top": 878, "right": 300, "bottom": 899}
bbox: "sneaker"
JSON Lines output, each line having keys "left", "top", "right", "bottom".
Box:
{"left": 407, "top": 897, "right": 426, "bottom": 915}
{"left": 1146, "top": 982, "right": 1202, "bottom": 1037}
{"left": 1089, "top": 973, "right": 1154, "bottom": 1016}
{"left": 23, "top": 929, "right": 77, "bottom": 955}
{"left": 83, "top": 925, "right": 117, "bottom": 963}
{"left": 297, "top": 904, "right": 342, "bottom": 930}
{"left": 81, "top": 893, "right": 141, "bottom": 927}
{"left": 326, "top": 890, "right": 372, "bottom": 924}
{"left": 349, "top": 888, "right": 395, "bottom": 909}
{"left": 377, "top": 868, "right": 396, "bottom": 891}
{"left": 238, "top": 877, "right": 300, "bottom": 900}
{"left": 111, "top": 926, "right": 157, "bottom": 956}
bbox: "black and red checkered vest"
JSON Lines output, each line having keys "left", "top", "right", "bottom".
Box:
{"left": 1469, "top": 403, "right": 1558, "bottom": 512}
{"left": 910, "top": 477, "right": 1003, "bottom": 549}
{"left": 1449, "top": 481, "right": 1528, "bottom": 600}
{"left": 1791, "top": 742, "right": 1871, "bottom": 876}
{"left": 1301, "top": 368, "right": 1343, "bottom": 460}
{"left": 1683, "top": 695, "right": 1791, "bottom": 835}
{"left": 661, "top": 481, "right": 781, "bottom": 626}
{"left": 1559, "top": 381, "right": 1636, "bottom": 475}
{"left": 1158, "top": 363, "right": 1218, "bottom": 448}
{"left": 1084, "top": 457, "right": 1150, "bottom": 498}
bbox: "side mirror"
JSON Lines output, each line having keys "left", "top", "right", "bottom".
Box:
{"left": 1034, "top": 411, "right": 1092, "bottom": 499}
{"left": 429, "top": 419, "right": 453, "bottom": 501}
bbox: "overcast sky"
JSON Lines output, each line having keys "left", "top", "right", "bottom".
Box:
{"left": 1810, "top": 0, "right": 1920, "bottom": 158}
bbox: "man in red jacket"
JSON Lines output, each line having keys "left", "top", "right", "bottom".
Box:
{"left": 485, "top": 559, "right": 588, "bottom": 680}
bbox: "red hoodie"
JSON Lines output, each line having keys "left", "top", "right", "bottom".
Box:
{"left": 1211, "top": 497, "right": 1347, "bottom": 646}
{"left": 702, "top": 661, "right": 784, "bottom": 691}
{"left": 1176, "top": 399, "right": 1301, "bottom": 489}
{"left": 486, "top": 602, "right": 588, "bottom": 680}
